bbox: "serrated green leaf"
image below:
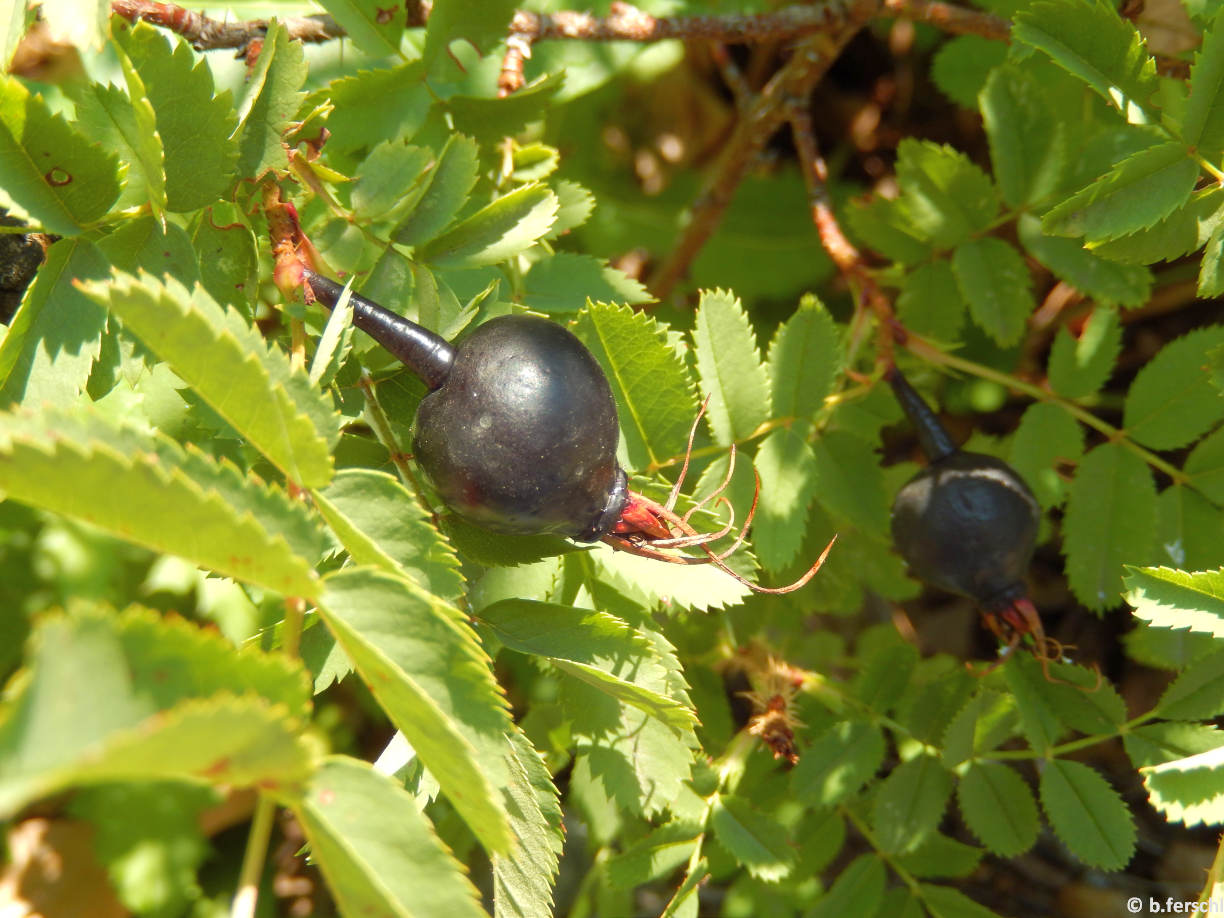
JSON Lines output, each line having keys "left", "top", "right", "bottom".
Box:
{"left": 189, "top": 202, "right": 258, "bottom": 313}
{"left": 957, "top": 762, "right": 1039, "bottom": 857}
{"left": 1018, "top": 653, "right": 1126, "bottom": 736}
{"left": 1155, "top": 485, "right": 1224, "bottom": 572}
{"left": 0, "top": 75, "right": 120, "bottom": 234}
{"left": 99, "top": 215, "right": 199, "bottom": 285}
{"left": 894, "top": 832, "right": 983, "bottom": 879}
{"left": 1002, "top": 656, "right": 1067, "bottom": 752}
{"left": 1141, "top": 744, "right": 1224, "bottom": 826}
{"left": 316, "top": 0, "right": 405, "bottom": 58}
{"left": 293, "top": 756, "right": 486, "bottom": 918}
{"left": 846, "top": 195, "right": 932, "bottom": 264}
{"left": 572, "top": 300, "right": 695, "bottom": 470}
{"left": 808, "top": 854, "right": 885, "bottom": 918}
{"left": 605, "top": 821, "right": 701, "bottom": 889}
{"left": 920, "top": 884, "right": 1004, "bottom": 918}
{"left": 1125, "top": 566, "right": 1224, "bottom": 638}
{"left": 1012, "top": 0, "right": 1158, "bottom": 121}
{"left": 492, "top": 728, "right": 564, "bottom": 918}
{"left": 69, "top": 782, "right": 212, "bottom": 918}
{"left": 114, "top": 23, "right": 236, "bottom": 212}
{"left": 0, "top": 606, "right": 317, "bottom": 816}
{"left": 1047, "top": 307, "right": 1121, "bottom": 399}
{"left": 392, "top": 134, "right": 479, "bottom": 246}
{"left": 1187, "top": 426, "right": 1224, "bottom": 502}
{"left": 0, "top": 238, "right": 108, "bottom": 408}
{"left": 896, "top": 259, "right": 968, "bottom": 343}
{"left": 318, "top": 63, "right": 430, "bottom": 156}
{"left": 419, "top": 183, "right": 557, "bottom": 268}
{"left": 67, "top": 77, "right": 163, "bottom": 215}
{"left": 767, "top": 296, "right": 841, "bottom": 419}
{"left": 1008, "top": 401, "right": 1084, "bottom": 509}
{"left": 477, "top": 599, "right": 696, "bottom": 733}
{"left": 931, "top": 35, "right": 1006, "bottom": 108}
{"left": 233, "top": 22, "right": 306, "bottom": 180}
{"left": 692, "top": 289, "right": 770, "bottom": 444}
{"left": 313, "top": 468, "right": 464, "bottom": 601}
{"left": 1039, "top": 759, "right": 1135, "bottom": 870}
{"left": 895, "top": 664, "right": 976, "bottom": 746}
{"left": 952, "top": 237, "right": 1033, "bottom": 346}
{"left": 546, "top": 178, "right": 595, "bottom": 241}
{"left": 1123, "top": 325, "right": 1224, "bottom": 449}
{"left": 710, "top": 795, "right": 795, "bottom": 882}
{"left": 591, "top": 541, "right": 752, "bottom": 611}
{"left": 317, "top": 568, "right": 514, "bottom": 854}
{"left": 1043, "top": 141, "right": 1198, "bottom": 243}
{"left": 1157, "top": 647, "right": 1224, "bottom": 720}
{"left": 308, "top": 278, "right": 354, "bottom": 389}
{"left": 1092, "top": 186, "right": 1224, "bottom": 264}
{"left": 1181, "top": 8, "right": 1224, "bottom": 157}
{"left": 82, "top": 271, "right": 339, "bottom": 488}
{"left": 1125, "top": 722, "right": 1224, "bottom": 769}
{"left": 448, "top": 73, "right": 565, "bottom": 143}
{"left": 0, "top": 405, "right": 322, "bottom": 596}
{"left": 980, "top": 64, "right": 1069, "bottom": 208}
{"left": 811, "top": 430, "right": 891, "bottom": 535}
{"left": 1126, "top": 618, "right": 1219, "bottom": 670}
{"left": 353, "top": 142, "right": 431, "bottom": 222}
{"left": 439, "top": 515, "right": 577, "bottom": 567}
{"left": 1017, "top": 214, "right": 1152, "bottom": 307}
{"left": 752, "top": 427, "right": 818, "bottom": 572}
{"left": 941, "top": 690, "right": 1020, "bottom": 766}
{"left": 896, "top": 138, "right": 1000, "bottom": 248}
{"left": 872, "top": 753, "right": 953, "bottom": 854}
{"left": 1, "top": 0, "right": 27, "bottom": 72}
{"left": 1199, "top": 222, "right": 1224, "bottom": 297}
{"left": 1062, "top": 442, "right": 1156, "bottom": 610}
{"left": 854, "top": 641, "right": 919, "bottom": 715}
{"left": 791, "top": 720, "right": 885, "bottom": 807}
{"left": 522, "top": 252, "right": 652, "bottom": 314}
{"left": 422, "top": 0, "right": 516, "bottom": 74}
{"left": 572, "top": 702, "right": 694, "bottom": 819}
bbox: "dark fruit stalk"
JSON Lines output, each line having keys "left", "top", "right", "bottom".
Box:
{"left": 304, "top": 270, "right": 454, "bottom": 390}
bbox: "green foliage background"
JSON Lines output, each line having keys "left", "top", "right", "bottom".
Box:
{"left": 1, "top": 0, "right": 1224, "bottom": 915}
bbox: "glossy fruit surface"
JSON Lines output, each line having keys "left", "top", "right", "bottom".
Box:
{"left": 891, "top": 450, "right": 1040, "bottom": 611}
{"left": 412, "top": 315, "right": 628, "bottom": 541}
